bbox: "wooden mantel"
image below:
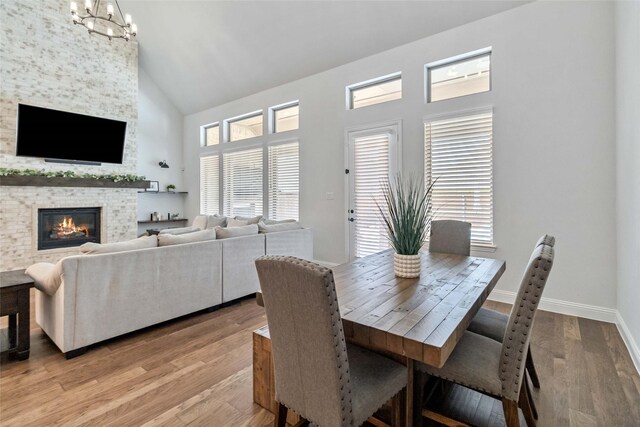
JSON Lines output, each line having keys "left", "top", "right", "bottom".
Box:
{"left": 0, "top": 176, "right": 149, "bottom": 189}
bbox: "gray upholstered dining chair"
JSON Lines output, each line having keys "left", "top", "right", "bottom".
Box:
{"left": 467, "top": 234, "right": 556, "bottom": 390}
{"left": 255, "top": 256, "right": 407, "bottom": 427}
{"left": 428, "top": 220, "right": 472, "bottom": 256}
{"left": 417, "top": 243, "right": 555, "bottom": 427}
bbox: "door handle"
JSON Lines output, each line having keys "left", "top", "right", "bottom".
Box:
{"left": 348, "top": 218, "right": 355, "bottom": 222}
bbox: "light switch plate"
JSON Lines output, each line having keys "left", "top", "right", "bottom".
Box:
{"left": 325, "top": 192, "right": 334, "bottom": 200}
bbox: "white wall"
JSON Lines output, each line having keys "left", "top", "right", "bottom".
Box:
{"left": 137, "top": 69, "right": 186, "bottom": 226}
{"left": 183, "top": 1, "right": 618, "bottom": 310}
{"left": 615, "top": 0, "right": 640, "bottom": 364}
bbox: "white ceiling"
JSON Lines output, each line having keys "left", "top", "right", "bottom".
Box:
{"left": 121, "top": 0, "right": 530, "bottom": 115}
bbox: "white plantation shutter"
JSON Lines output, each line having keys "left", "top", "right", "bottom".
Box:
{"left": 268, "top": 142, "right": 299, "bottom": 220}
{"left": 200, "top": 155, "right": 220, "bottom": 215}
{"left": 223, "top": 148, "right": 263, "bottom": 217}
{"left": 425, "top": 111, "right": 494, "bottom": 246}
{"left": 353, "top": 133, "right": 392, "bottom": 257}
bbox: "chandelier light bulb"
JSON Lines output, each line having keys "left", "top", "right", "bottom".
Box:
{"left": 125, "top": 14, "right": 132, "bottom": 25}
{"left": 131, "top": 23, "right": 137, "bottom": 35}
{"left": 70, "top": 1, "right": 77, "bottom": 13}
{"left": 107, "top": 28, "right": 113, "bottom": 38}
{"left": 86, "top": 21, "right": 94, "bottom": 31}
{"left": 84, "top": 0, "right": 92, "bottom": 11}
{"left": 72, "top": 13, "right": 80, "bottom": 22}
{"left": 106, "top": 3, "right": 114, "bottom": 17}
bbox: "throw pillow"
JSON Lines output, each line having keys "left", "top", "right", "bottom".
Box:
{"left": 215, "top": 224, "right": 259, "bottom": 239}
{"left": 158, "top": 229, "right": 217, "bottom": 246}
{"left": 192, "top": 215, "right": 208, "bottom": 230}
{"left": 258, "top": 221, "right": 303, "bottom": 233}
{"left": 25, "top": 260, "right": 64, "bottom": 296}
{"left": 80, "top": 235, "right": 158, "bottom": 254}
{"left": 226, "top": 218, "right": 249, "bottom": 227}
{"left": 206, "top": 215, "right": 227, "bottom": 228}
{"left": 234, "top": 215, "right": 263, "bottom": 224}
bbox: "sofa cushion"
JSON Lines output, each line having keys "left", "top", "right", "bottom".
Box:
{"left": 258, "top": 221, "right": 303, "bottom": 233}
{"left": 216, "top": 224, "right": 259, "bottom": 239}
{"left": 158, "top": 229, "right": 217, "bottom": 246}
{"left": 26, "top": 260, "right": 63, "bottom": 296}
{"left": 159, "top": 226, "right": 199, "bottom": 235}
{"left": 192, "top": 215, "right": 208, "bottom": 230}
{"left": 262, "top": 218, "right": 296, "bottom": 225}
{"left": 227, "top": 218, "right": 249, "bottom": 227}
{"left": 80, "top": 235, "right": 158, "bottom": 254}
{"left": 235, "top": 215, "right": 262, "bottom": 224}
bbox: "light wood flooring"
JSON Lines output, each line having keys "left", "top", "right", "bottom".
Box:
{"left": 0, "top": 291, "right": 638, "bottom": 426}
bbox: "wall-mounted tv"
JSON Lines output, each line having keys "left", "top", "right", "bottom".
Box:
{"left": 16, "top": 104, "right": 127, "bottom": 165}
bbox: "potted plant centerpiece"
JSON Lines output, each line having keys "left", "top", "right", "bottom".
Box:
{"left": 166, "top": 184, "right": 176, "bottom": 193}
{"left": 377, "top": 174, "right": 434, "bottom": 278}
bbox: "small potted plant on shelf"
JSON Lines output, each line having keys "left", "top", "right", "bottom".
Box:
{"left": 377, "top": 173, "right": 435, "bottom": 278}
{"left": 166, "top": 184, "right": 176, "bottom": 193}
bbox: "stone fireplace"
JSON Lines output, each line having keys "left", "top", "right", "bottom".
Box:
{"left": 38, "top": 207, "right": 101, "bottom": 250}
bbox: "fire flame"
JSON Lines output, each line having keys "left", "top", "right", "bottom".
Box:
{"left": 55, "top": 216, "right": 88, "bottom": 238}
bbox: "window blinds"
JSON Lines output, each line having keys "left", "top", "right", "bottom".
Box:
{"left": 200, "top": 155, "right": 220, "bottom": 215}
{"left": 425, "top": 111, "right": 494, "bottom": 246}
{"left": 268, "top": 142, "right": 299, "bottom": 221}
{"left": 353, "top": 133, "right": 391, "bottom": 258}
{"left": 223, "top": 148, "right": 263, "bottom": 217}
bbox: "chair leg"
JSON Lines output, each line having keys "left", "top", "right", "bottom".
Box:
{"left": 502, "top": 399, "right": 520, "bottom": 427}
{"left": 519, "top": 382, "right": 537, "bottom": 427}
{"left": 391, "top": 388, "right": 406, "bottom": 427}
{"left": 274, "top": 402, "right": 288, "bottom": 427}
{"left": 525, "top": 376, "right": 538, "bottom": 420}
{"left": 526, "top": 345, "right": 541, "bottom": 388}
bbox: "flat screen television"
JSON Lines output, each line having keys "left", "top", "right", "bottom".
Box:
{"left": 16, "top": 104, "right": 127, "bottom": 164}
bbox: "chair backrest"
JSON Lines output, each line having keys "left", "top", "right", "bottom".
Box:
{"left": 535, "top": 234, "right": 555, "bottom": 247}
{"left": 255, "top": 256, "right": 353, "bottom": 426}
{"left": 499, "top": 243, "right": 555, "bottom": 401}
{"left": 429, "top": 220, "right": 472, "bottom": 256}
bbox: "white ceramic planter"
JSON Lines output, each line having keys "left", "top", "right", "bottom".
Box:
{"left": 394, "top": 253, "right": 421, "bottom": 278}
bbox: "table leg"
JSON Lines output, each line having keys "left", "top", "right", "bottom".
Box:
{"left": 406, "top": 358, "right": 414, "bottom": 427}
{"left": 8, "top": 314, "right": 17, "bottom": 348}
{"left": 15, "top": 289, "right": 30, "bottom": 360}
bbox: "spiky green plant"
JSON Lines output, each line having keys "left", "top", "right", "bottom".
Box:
{"left": 376, "top": 173, "right": 435, "bottom": 255}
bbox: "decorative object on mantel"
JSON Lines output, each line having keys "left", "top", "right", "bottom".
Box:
{"left": 166, "top": 184, "right": 176, "bottom": 192}
{"left": 377, "top": 173, "right": 435, "bottom": 278}
{"left": 0, "top": 168, "right": 147, "bottom": 189}
{"left": 158, "top": 160, "right": 169, "bottom": 169}
{"left": 70, "top": 0, "right": 137, "bottom": 41}
{"left": 146, "top": 181, "right": 159, "bottom": 192}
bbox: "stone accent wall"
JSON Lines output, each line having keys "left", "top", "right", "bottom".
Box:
{"left": 0, "top": 0, "right": 139, "bottom": 270}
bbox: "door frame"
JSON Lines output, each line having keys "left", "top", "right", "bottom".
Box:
{"left": 344, "top": 119, "right": 402, "bottom": 260}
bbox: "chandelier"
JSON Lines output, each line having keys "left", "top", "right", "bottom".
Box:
{"left": 70, "top": 0, "right": 137, "bottom": 41}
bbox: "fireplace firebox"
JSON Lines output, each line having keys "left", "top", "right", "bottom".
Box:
{"left": 38, "top": 207, "right": 101, "bottom": 250}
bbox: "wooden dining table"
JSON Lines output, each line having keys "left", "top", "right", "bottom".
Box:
{"left": 252, "top": 249, "right": 506, "bottom": 426}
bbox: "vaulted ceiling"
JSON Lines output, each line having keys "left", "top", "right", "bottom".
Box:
{"left": 121, "top": 1, "right": 530, "bottom": 115}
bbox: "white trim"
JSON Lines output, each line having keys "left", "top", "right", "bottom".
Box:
{"left": 616, "top": 311, "right": 640, "bottom": 374}
{"left": 346, "top": 71, "right": 402, "bottom": 110}
{"left": 488, "top": 289, "right": 618, "bottom": 323}
{"left": 268, "top": 100, "right": 299, "bottom": 134}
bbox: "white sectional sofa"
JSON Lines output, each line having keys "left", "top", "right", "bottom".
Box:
{"left": 31, "top": 227, "right": 312, "bottom": 358}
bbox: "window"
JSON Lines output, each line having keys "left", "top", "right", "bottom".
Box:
{"left": 271, "top": 102, "right": 299, "bottom": 133}
{"left": 347, "top": 73, "right": 402, "bottom": 110}
{"left": 203, "top": 123, "right": 219, "bottom": 146}
{"left": 425, "top": 110, "right": 493, "bottom": 246}
{"left": 268, "top": 142, "right": 299, "bottom": 221}
{"left": 226, "top": 111, "right": 263, "bottom": 142}
{"left": 223, "top": 148, "right": 263, "bottom": 217}
{"left": 200, "top": 155, "right": 220, "bottom": 215}
{"left": 427, "top": 50, "right": 491, "bottom": 102}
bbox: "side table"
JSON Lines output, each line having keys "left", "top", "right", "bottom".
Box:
{"left": 0, "top": 269, "right": 34, "bottom": 360}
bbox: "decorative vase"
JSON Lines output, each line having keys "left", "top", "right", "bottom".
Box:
{"left": 394, "top": 253, "right": 421, "bottom": 278}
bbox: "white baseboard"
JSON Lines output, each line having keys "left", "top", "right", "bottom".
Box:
{"left": 488, "top": 289, "right": 639, "bottom": 374}
{"left": 616, "top": 312, "right": 640, "bottom": 374}
{"left": 488, "top": 289, "right": 618, "bottom": 323}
